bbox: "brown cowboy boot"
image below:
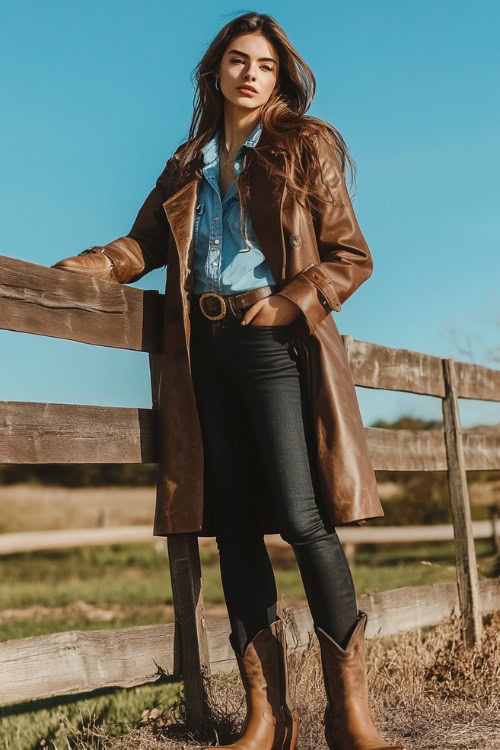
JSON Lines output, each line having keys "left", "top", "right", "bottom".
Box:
{"left": 204, "top": 618, "right": 299, "bottom": 749}
{"left": 315, "top": 611, "right": 407, "bottom": 750}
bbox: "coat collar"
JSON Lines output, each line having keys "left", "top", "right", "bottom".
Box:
{"left": 162, "top": 123, "right": 286, "bottom": 286}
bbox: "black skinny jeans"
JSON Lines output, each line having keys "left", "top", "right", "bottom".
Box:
{"left": 189, "top": 300, "right": 358, "bottom": 656}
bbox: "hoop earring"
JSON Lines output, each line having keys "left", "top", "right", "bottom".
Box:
{"left": 215, "top": 77, "right": 220, "bottom": 91}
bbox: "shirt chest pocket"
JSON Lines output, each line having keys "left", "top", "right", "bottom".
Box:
{"left": 193, "top": 202, "right": 205, "bottom": 247}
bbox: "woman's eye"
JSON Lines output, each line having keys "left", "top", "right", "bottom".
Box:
{"left": 230, "top": 58, "right": 273, "bottom": 73}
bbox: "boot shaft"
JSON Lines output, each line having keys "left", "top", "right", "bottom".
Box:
{"left": 314, "top": 610, "right": 407, "bottom": 750}
{"left": 219, "top": 618, "right": 299, "bottom": 750}
{"left": 315, "top": 611, "right": 370, "bottom": 708}
{"left": 234, "top": 619, "right": 289, "bottom": 720}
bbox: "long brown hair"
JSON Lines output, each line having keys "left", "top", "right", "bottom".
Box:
{"left": 170, "top": 12, "right": 356, "bottom": 211}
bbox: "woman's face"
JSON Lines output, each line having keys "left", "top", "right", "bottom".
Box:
{"left": 218, "top": 32, "right": 279, "bottom": 112}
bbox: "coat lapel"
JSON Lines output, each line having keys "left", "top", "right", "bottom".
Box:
{"left": 162, "top": 180, "right": 201, "bottom": 282}
{"left": 162, "top": 128, "right": 287, "bottom": 288}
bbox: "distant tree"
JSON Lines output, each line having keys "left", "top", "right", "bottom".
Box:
{"left": 370, "top": 415, "right": 442, "bottom": 430}
{"left": 0, "top": 464, "right": 158, "bottom": 486}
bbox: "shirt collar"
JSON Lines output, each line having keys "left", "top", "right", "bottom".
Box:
{"left": 201, "top": 120, "right": 263, "bottom": 167}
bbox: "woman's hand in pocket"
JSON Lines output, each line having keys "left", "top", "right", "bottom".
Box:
{"left": 241, "top": 294, "right": 301, "bottom": 326}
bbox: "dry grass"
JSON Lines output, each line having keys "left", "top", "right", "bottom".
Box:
{"left": 53, "top": 609, "right": 500, "bottom": 750}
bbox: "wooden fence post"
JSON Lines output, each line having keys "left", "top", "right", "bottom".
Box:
{"left": 167, "top": 534, "right": 210, "bottom": 724}
{"left": 441, "top": 358, "right": 482, "bottom": 647}
{"left": 149, "top": 353, "right": 210, "bottom": 725}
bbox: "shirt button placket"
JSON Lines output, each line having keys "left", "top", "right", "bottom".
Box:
{"left": 209, "top": 194, "right": 222, "bottom": 287}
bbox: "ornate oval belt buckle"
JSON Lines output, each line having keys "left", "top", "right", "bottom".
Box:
{"left": 199, "top": 292, "right": 227, "bottom": 320}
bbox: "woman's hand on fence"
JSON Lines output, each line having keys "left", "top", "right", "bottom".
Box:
{"left": 241, "top": 294, "right": 302, "bottom": 326}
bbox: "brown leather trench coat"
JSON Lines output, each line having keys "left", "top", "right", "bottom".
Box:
{"left": 55, "top": 125, "right": 384, "bottom": 536}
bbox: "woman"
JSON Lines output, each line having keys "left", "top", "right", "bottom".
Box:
{"left": 52, "top": 12, "right": 405, "bottom": 750}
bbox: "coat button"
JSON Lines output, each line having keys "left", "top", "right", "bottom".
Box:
{"left": 171, "top": 346, "right": 185, "bottom": 359}
{"left": 165, "top": 307, "right": 180, "bottom": 321}
{"left": 290, "top": 234, "right": 302, "bottom": 248}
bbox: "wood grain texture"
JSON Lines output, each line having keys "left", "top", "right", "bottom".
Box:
{"left": 281, "top": 579, "right": 500, "bottom": 654}
{"left": 442, "top": 358, "right": 483, "bottom": 647}
{"left": 454, "top": 360, "right": 500, "bottom": 402}
{"left": 0, "top": 623, "right": 176, "bottom": 706}
{"left": 462, "top": 429, "right": 500, "bottom": 470}
{"left": 0, "top": 401, "right": 157, "bottom": 463}
{"left": 345, "top": 339, "right": 500, "bottom": 402}
{"left": 1, "top": 401, "right": 497, "bottom": 469}
{"left": 345, "top": 339, "right": 445, "bottom": 396}
{"left": 366, "top": 427, "right": 500, "bottom": 471}
{"left": 366, "top": 427, "right": 447, "bottom": 470}
{"left": 167, "top": 535, "right": 210, "bottom": 725}
{"left": 0, "top": 254, "right": 163, "bottom": 352}
{"left": 1, "top": 579, "right": 498, "bottom": 706}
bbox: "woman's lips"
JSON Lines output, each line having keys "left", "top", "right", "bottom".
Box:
{"left": 237, "top": 86, "right": 257, "bottom": 96}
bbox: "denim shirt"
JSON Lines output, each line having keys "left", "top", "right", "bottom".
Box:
{"left": 191, "top": 121, "right": 276, "bottom": 295}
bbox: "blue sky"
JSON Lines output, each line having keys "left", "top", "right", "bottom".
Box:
{"left": 1, "top": 0, "right": 499, "bottom": 428}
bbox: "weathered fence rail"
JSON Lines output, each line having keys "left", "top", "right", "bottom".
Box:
{"left": 1, "top": 254, "right": 499, "bottom": 719}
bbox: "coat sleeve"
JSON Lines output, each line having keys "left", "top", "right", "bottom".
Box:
{"left": 275, "top": 132, "right": 373, "bottom": 335}
{"left": 51, "top": 159, "right": 174, "bottom": 284}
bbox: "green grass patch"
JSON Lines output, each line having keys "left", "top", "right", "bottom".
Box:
{"left": 0, "top": 540, "right": 495, "bottom": 614}
{"left": 0, "top": 679, "right": 182, "bottom": 750}
{"left": 0, "top": 539, "right": 495, "bottom": 641}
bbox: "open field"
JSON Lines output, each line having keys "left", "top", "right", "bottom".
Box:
{"left": 0, "top": 483, "right": 498, "bottom": 747}
{"left": 0, "top": 485, "right": 157, "bottom": 533}
{"left": 1, "top": 480, "right": 499, "bottom": 534}
{"left": 0, "top": 538, "right": 498, "bottom": 643}
{"left": 0, "top": 539, "right": 498, "bottom": 748}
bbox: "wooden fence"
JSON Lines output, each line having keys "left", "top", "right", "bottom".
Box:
{"left": 1, "top": 254, "right": 499, "bottom": 722}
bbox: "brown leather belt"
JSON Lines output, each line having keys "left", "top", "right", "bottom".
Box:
{"left": 192, "top": 285, "right": 278, "bottom": 321}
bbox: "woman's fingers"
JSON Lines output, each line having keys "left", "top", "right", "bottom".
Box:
{"left": 241, "top": 296, "right": 300, "bottom": 326}
{"left": 241, "top": 299, "right": 265, "bottom": 325}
